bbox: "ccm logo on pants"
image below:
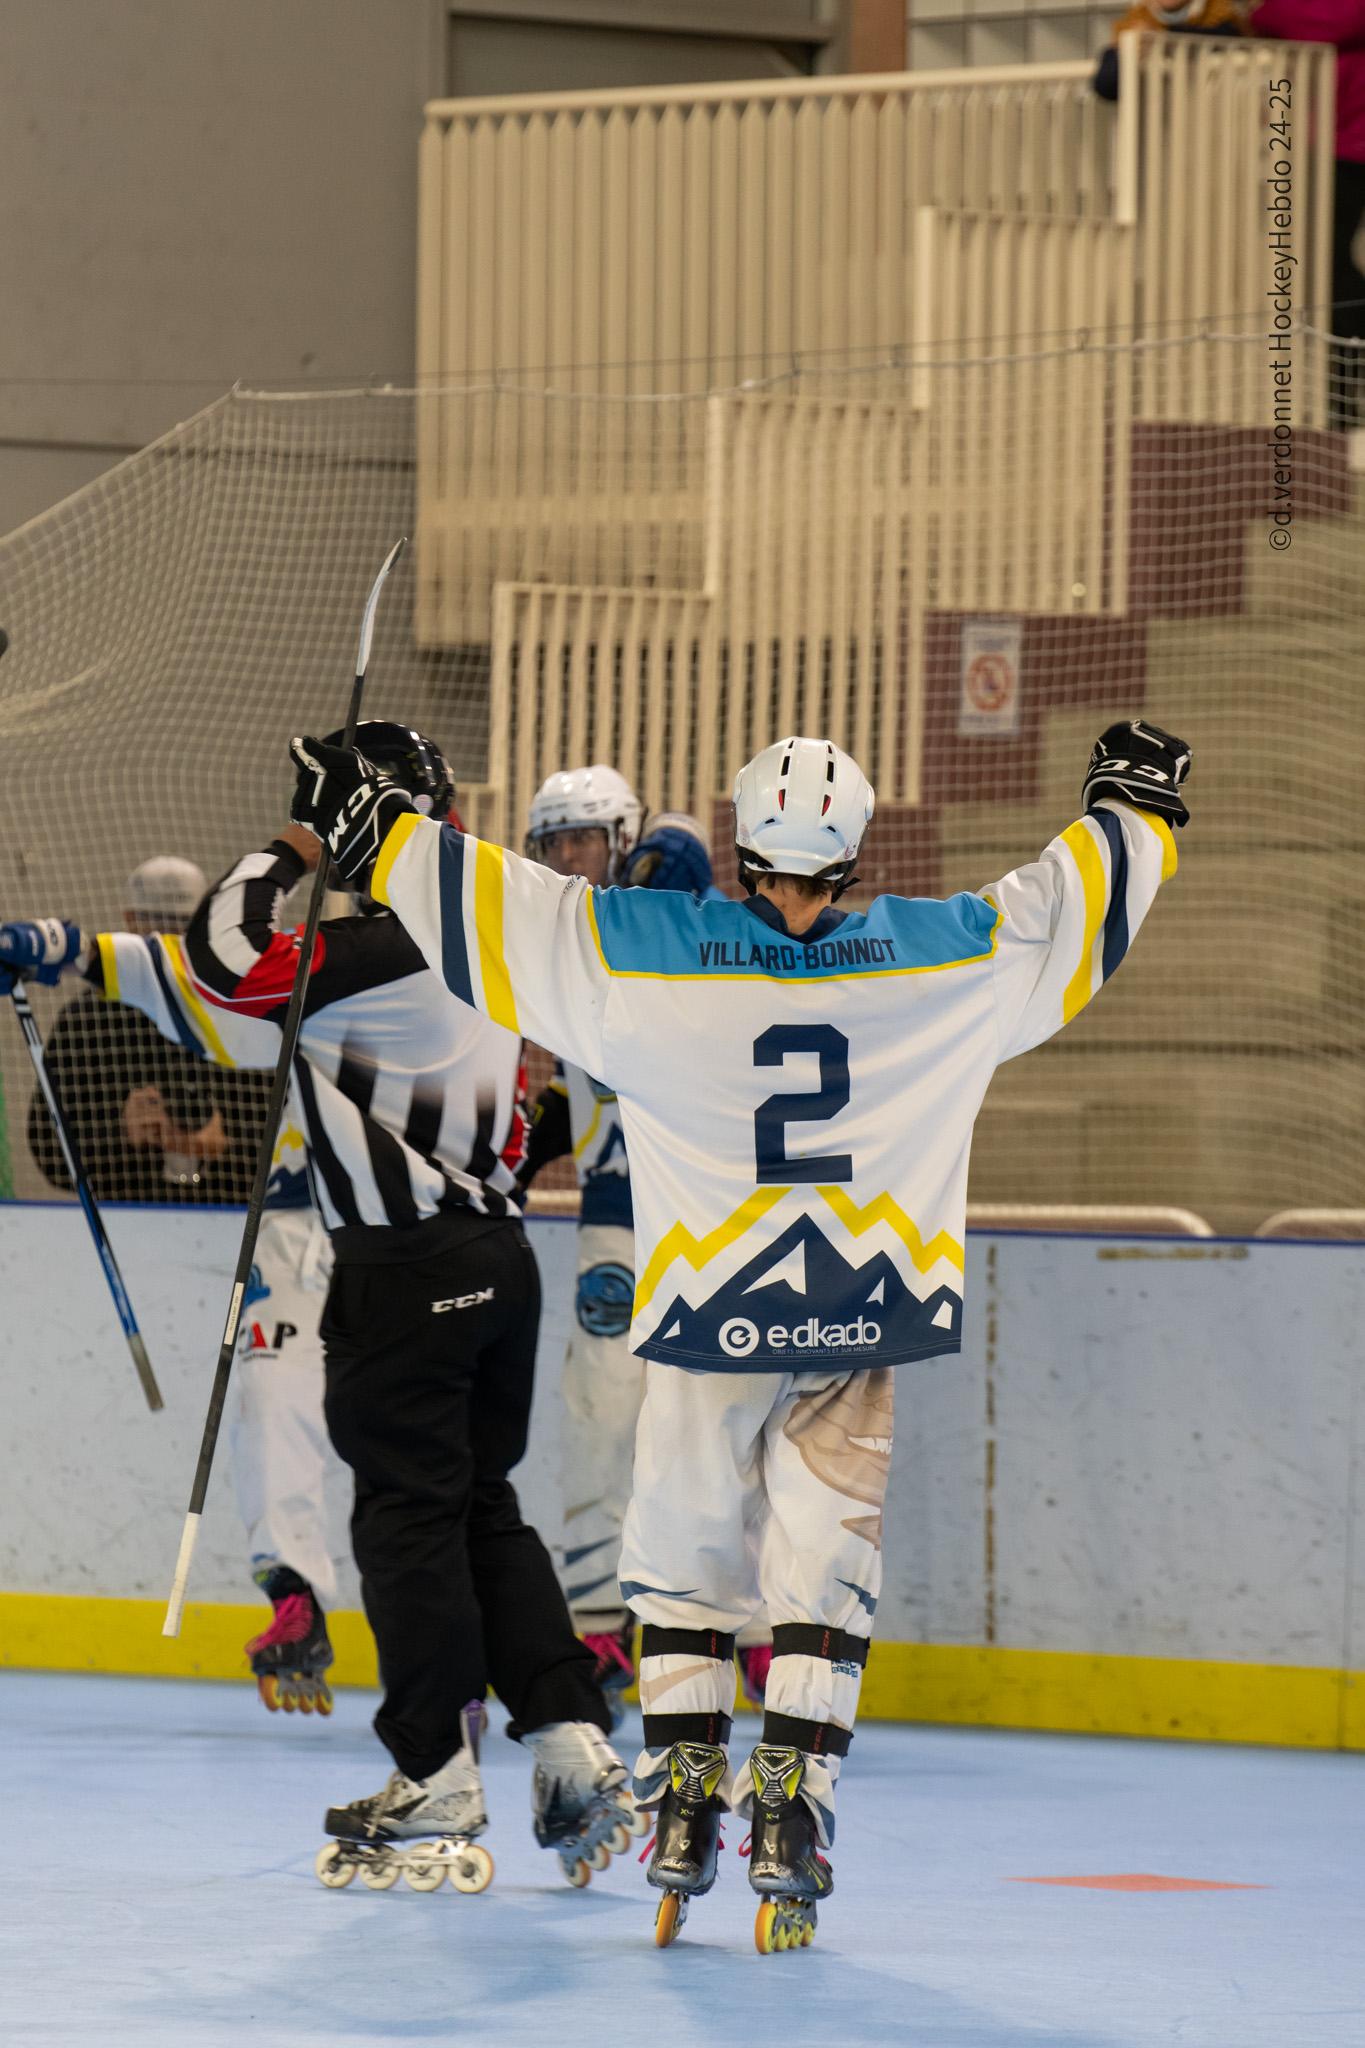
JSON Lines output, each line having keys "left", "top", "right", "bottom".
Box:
{"left": 431, "top": 1288, "right": 495, "bottom": 1313}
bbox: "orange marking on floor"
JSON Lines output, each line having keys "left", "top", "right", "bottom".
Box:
{"left": 1010, "top": 1874, "right": 1266, "bottom": 1892}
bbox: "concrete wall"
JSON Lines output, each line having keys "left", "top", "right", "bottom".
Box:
{"left": 0, "top": 1, "right": 845, "bottom": 534}
{"left": 4, "top": 1206, "right": 1362, "bottom": 1683}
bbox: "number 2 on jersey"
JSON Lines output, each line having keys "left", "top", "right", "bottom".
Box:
{"left": 753, "top": 1024, "right": 852, "bottom": 1183}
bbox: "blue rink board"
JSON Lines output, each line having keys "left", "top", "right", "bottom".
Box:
{"left": 3, "top": 1671, "right": 1361, "bottom": 2048}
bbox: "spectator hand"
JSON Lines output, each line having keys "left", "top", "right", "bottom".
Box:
{"left": 621, "top": 815, "right": 714, "bottom": 894}
{"left": 122, "top": 1085, "right": 173, "bottom": 1151}
{"left": 0, "top": 918, "right": 83, "bottom": 988}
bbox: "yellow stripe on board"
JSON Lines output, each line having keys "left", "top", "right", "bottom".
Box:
{"left": 95, "top": 932, "right": 120, "bottom": 1003}
{"left": 633, "top": 1184, "right": 789, "bottom": 1316}
{"left": 370, "top": 808, "right": 423, "bottom": 907}
{"left": 162, "top": 935, "right": 234, "bottom": 1068}
{"left": 4, "top": 1594, "right": 1361, "bottom": 1751}
{"left": 474, "top": 840, "right": 519, "bottom": 1033}
{"left": 1060, "top": 819, "right": 1108, "bottom": 1024}
{"left": 817, "top": 1186, "right": 965, "bottom": 1275}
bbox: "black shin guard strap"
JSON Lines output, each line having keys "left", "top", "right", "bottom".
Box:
{"left": 642, "top": 1710, "right": 734, "bottom": 1749}
{"left": 640, "top": 1624, "right": 737, "bottom": 1662}
{"left": 761, "top": 1711, "right": 852, "bottom": 1759}
{"left": 769, "top": 1622, "right": 870, "bottom": 1668}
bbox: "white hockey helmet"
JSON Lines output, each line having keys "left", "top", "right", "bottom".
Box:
{"left": 525, "top": 764, "right": 643, "bottom": 875}
{"left": 732, "top": 737, "right": 874, "bottom": 896}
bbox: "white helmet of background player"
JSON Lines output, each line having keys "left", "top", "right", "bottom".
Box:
{"left": 733, "top": 736, "right": 874, "bottom": 899}
{"left": 525, "top": 765, "right": 643, "bottom": 879}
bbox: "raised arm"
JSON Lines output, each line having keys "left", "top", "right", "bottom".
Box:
{"left": 985, "top": 718, "right": 1190, "bottom": 1061}
{"left": 290, "top": 737, "right": 613, "bottom": 1080}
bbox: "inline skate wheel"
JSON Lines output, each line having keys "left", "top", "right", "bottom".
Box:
{"left": 607, "top": 1821, "right": 631, "bottom": 1856}
{"left": 297, "top": 1689, "right": 315, "bottom": 1716}
{"left": 315, "top": 1844, "right": 355, "bottom": 1889}
{"left": 403, "top": 1848, "right": 446, "bottom": 1892}
{"left": 754, "top": 1900, "right": 816, "bottom": 1954}
{"left": 449, "top": 1845, "right": 494, "bottom": 1893}
{"left": 586, "top": 1840, "right": 612, "bottom": 1872}
{"left": 360, "top": 1859, "right": 399, "bottom": 1890}
{"left": 315, "top": 1685, "right": 334, "bottom": 1717}
{"left": 654, "top": 1891, "right": 685, "bottom": 1948}
{"left": 257, "top": 1674, "right": 281, "bottom": 1712}
{"left": 564, "top": 1857, "right": 592, "bottom": 1888}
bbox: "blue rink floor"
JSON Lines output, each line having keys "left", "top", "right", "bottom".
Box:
{"left": 4, "top": 1672, "right": 1362, "bottom": 2048}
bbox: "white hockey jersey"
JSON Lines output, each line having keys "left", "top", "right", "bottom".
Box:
{"left": 371, "top": 801, "right": 1177, "bottom": 1371}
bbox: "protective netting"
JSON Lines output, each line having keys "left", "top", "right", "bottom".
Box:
{"left": 1, "top": 332, "right": 1362, "bottom": 1232}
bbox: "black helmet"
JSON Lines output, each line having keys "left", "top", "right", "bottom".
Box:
{"left": 324, "top": 719, "right": 455, "bottom": 820}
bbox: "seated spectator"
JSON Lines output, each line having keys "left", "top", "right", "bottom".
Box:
{"left": 1094, "top": 2, "right": 1253, "bottom": 101}
{"left": 27, "top": 854, "right": 270, "bottom": 1204}
{"left": 1253, "top": 0, "right": 1365, "bottom": 426}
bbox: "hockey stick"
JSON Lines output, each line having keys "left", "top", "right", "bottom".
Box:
{"left": 0, "top": 624, "right": 162, "bottom": 1411}
{"left": 162, "top": 536, "right": 406, "bottom": 1636}
{"left": 9, "top": 982, "right": 165, "bottom": 1412}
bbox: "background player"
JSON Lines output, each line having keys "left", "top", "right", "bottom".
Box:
{"left": 1, "top": 875, "right": 337, "bottom": 1714}
{"left": 290, "top": 714, "right": 1190, "bottom": 1950}
{"left": 517, "top": 769, "right": 770, "bottom": 1713}
{"left": 3, "top": 723, "right": 639, "bottom": 1889}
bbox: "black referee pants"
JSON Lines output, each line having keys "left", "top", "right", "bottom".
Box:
{"left": 321, "top": 1218, "right": 607, "bottom": 1781}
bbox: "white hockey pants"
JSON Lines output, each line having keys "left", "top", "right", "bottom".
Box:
{"left": 229, "top": 1207, "right": 339, "bottom": 1606}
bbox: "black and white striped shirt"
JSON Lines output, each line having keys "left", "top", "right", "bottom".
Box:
{"left": 175, "top": 840, "right": 525, "bottom": 1250}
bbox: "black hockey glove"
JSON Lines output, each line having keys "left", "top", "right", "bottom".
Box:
{"left": 289, "top": 735, "right": 418, "bottom": 883}
{"left": 1082, "top": 718, "right": 1191, "bottom": 828}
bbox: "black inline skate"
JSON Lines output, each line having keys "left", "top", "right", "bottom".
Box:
{"left": 745, "top": 1744, "right": 833, "bottom": 1954}
{"left": 646, "top": 1741, "right": 729, "bottom": 1948}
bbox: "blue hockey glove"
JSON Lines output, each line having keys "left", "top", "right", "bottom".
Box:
{"left": 290, "top": 736, "right": 418, "bottom": 884}
{"left": 0, "top": 918, "right": 83, "bottom": 989}
{"left": 621, "top": 815, "right": 713, "bottom": 895}
{"left": 575, "top": 1260, "right": 634, "bottom": 1339}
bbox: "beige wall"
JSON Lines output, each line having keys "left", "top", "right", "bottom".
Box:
{"left": 2, "top": 1, "right": 852, "bottom": 536}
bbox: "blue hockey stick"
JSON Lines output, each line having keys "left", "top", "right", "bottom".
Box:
{"left": 9, "top": 980, "right": 164, "bottom": 1411}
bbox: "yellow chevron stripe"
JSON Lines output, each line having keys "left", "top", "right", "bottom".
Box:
{"left": 817, "top": 1185, "right": 965, "bottom": 1274}
{"left": 370, "top": 808, "right": 422, "bottom": 907}
{"left": 474, "top": 840, "right": 519, "bottom": 1033}
{"left": 162, "top": 935, "right": 234, "bottom": 1069}
{"left": 634, "top": 1184, "right": 789, "bottom": 1316}
{"left": 1060, "top": 818, "right": 1107, "bottom": 1025}
{"left": 572, "top": 1095, "right": 604, "bottom": 1162}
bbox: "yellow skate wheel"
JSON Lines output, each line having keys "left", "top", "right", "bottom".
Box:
{"left": 315, "top": 1685, "right": 334, "bottom": 1717}
{"left": 403, "top": 1849, "right": 446, "bottom": 1893}
{"left": 755, "top": 1901, "right": 781, "bottom": 1954}
{"left": 315, "top": 1844, "right": 355, "bottom": 1889}
{"left": 360, "top": 1859, "right": 399, "bottom": 1890}
{"left": 257, "top": 1674, "right": 281, "bottom": 1712}
{"left": 801, "top": 1920, "right": 816, "bottom": 1947}
{"left": 280, "top": 1683, "right": 299, "bottom": 1714}
{"left": 655, "top": 1892, "right": 684, "bottom": 1948}
{"left": 449, "top": 1845, "right": 494, "bottom": 1894}
{"left": 297, "top": 1689, "right": 315, "bottom": 1716}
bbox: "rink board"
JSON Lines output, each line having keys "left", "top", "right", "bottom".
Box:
{"left": 2, "top": 1203, "right": 1364, "bottom": 1748}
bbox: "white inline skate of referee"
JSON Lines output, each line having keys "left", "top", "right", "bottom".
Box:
{"left": 316, "top": 1703, "right": 494, "bottom": 1895}
{"left": 526, "top": 1719, "right": 649, "bottom": 1886}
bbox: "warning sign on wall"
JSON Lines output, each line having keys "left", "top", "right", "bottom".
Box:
{"left": 958, "top": 620, "right": 1022, "bottom": 737}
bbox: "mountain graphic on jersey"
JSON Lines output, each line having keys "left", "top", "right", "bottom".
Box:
{"left": 640, "top": 1212, "right": 962, "bottom": 1371}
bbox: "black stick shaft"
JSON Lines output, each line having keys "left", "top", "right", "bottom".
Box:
{"left": 163, "top": 536, "right": 405, "bottom": 1634}
{"left": 10, "top": 984, "right": 164, "bottom": 1412}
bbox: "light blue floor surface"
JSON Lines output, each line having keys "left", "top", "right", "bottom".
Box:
{"left": 4, "top": 1670, "right": 1361, "bottom": 2048}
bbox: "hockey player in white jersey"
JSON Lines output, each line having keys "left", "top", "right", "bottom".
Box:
{"left": 289, "top": 715, "right": 1191, "bottom": 1950}
{"left": 516, "top": 768, "right": 777, "bottom": 1716}
{"left": 1, "top": 882, "right": 338, "bottom": 1715}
